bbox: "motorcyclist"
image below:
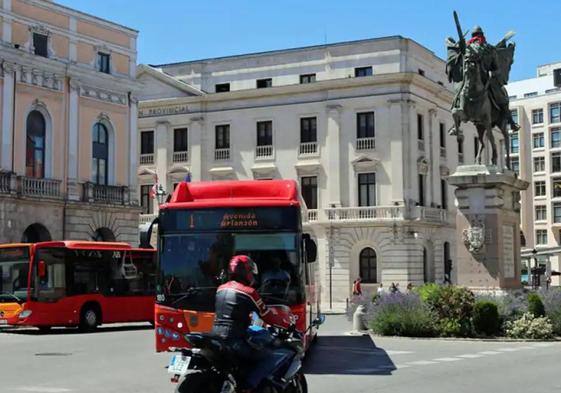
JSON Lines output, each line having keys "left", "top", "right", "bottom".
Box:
{"left": 211, "top": 255, "right": 292, "bottom": 392}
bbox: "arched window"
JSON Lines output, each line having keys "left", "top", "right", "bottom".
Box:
{"left": 93, "top": 227, "right": 116, "bottom": 242}
{"left": 359, "top": 247, "right": 377, "bottom": 283}
{"left": 92, "top": 123, "right": 109, "bottom": 185}
{"left": 26, "top": 110, "right": 46, "bottom": 178}
{"left": 444, "top": 242, "right": 451, "bottom": 283}
{"left": 423, "top": 247, "right": 429, "bottom": 283}
{"left": 22, "top": 223, "right": 51, "bottom": 243}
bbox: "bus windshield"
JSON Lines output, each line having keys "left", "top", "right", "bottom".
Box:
{"left": 158, "top": 232, "right": 305, "bottom": 311}
{"left": 0, "top": 247, "right": 30, "bottom": 303}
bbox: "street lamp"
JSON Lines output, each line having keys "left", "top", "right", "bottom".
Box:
{"left": 154, "top": 184, "right": 167, "bottom": 205}
{"left": 531, "top": 248, "right": 539, "bottom": 290}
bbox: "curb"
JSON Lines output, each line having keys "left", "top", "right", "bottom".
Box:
{"left": 368, "top": 332, "right": 561, "bottom": 343}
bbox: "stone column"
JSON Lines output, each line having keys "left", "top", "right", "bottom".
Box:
{"left": 1, "top": 62, "right": 15, "bottom": 171}
{"left": 326, "top": 105, "right": 342, "bottom": 207}
{"left": 189, "top": 116, "right": 204, "bottom": 181}
{"left": 448, "top": 166, "right": 529, "bottom": 289}
{"left": 155, "top": 120, "right": 170, "bottom": 191}
{"left": 128, "top": 95, "right": 139, "bottom": 205}
{"left": 387, "top": 99, "right": 406, "bottom": 204}
{"left": 2, "top": 0, "right": 12, "bottom": 43}
{"left": 67, "top": 78, "right": 80, "bottom": 200}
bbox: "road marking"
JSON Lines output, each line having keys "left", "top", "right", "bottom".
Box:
{"left": 457, "top": 354, "right": 483, "bottom": 359}
{"left": 16, "top": 388, "right": 72, "bottom": 393}
{"left": 517, "top": 346, "right": 535, "bottom": 350}
{"left": 478, "top": 351, "right": 501, "bottom": 355}
{"left": 407, "top": 360, "right": 438, "bottom": 366}
{"left": 394, "top": 364, "right": 410, "bottom": 369}
{"left": 433, "top": 357, "right": 462, "bottom": 362}
{"left": 386, "top": 350, "right": 415, "bottom": 355}
{"left": 532, "top": 343, "right": 555, "bottom": 348}
{"left": 497, "top": 347, "right": 522, "bottom": 352}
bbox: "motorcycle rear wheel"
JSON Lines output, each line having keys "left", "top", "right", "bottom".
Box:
{"left": 175, "top": 370, "right": 222, "bottom": 393}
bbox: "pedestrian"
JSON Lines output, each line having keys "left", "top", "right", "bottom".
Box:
{"left": 389, "top": 282, "right": 397, "bottom": 294}
{"left": 406, "top": 282, "right": 413, "bottom": 292}
{"left": 352, "top": 277, "right": 363, "bottom": 297}
{"left": 376, "top": 283, "right": 384, "bottom": 295}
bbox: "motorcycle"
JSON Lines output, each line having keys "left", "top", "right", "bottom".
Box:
{"left": 166, "top": 310, "right": 325, "bottom": 393}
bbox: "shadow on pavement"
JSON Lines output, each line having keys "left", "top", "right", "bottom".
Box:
{"left": 0, "top": 323, "right": 153, "bottom": 336}
{"left": 303, "top": 335, "right": 396, "bottom": 375}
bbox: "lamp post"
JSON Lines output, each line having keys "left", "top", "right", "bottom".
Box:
{"left": 155, "top": 184, "right": 167, "bottom": 206}
{"left": 531, "top": 248, "right": 538, "bottom": 290}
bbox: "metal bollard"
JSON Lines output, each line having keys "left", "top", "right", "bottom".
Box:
{"left": 352, "top": 304, "right": 368, "bottom": 332}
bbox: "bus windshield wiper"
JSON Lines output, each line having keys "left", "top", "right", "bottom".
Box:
{"left": 0, "top": 292, "right": 22, "bottom": 303}
{"left": 169, "top": 288, "right": 200, "bottom": 307}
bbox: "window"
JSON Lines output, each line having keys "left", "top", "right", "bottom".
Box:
{"left": 355, "top": 66, "right": 373, "bottom": 77}
{"left": 511, "top": 109, "right": 519, "bottom": 126}
{"left": 215, "top": 83, "right": 230, "bottom": 93}
{"left": 439, "top": 123, "right": 446, "bottom": 148}
{"left": 359, "top": 248, "right": 377, "bottom": 283}
{"left": 423, "top": 248, "right": 430, "bottom": 283}
{"left": 97, "top": 52, "right": 110, "bottom": 74}
{"left": 417, "top": 114, "right": 424, "bottom": 140}
{"left": 554, "top": 179, "right": 561, "bottom": 198}
{"left": 25, "top": 110, "right": 46, "bottom": 178}
{"left": 140, "top": 131, "right": 154, "bottom": 155}
{"left": 356, "top": 112, "right": 375, "bottom": 138}
{"left": 140, "top": 185, "right": 153, "bottom": 214}
{"left": 552, "top": 128, "right": 561, "bottom": 148}
{"left": 554, "top": 203, "right": 561, "bottom": 223}
{"left": 441, "top": 179, "right": 448, "bottom": 210}
{"left": 256, "top": 78, "right": 272, "bottom": 88}
{"left": 536, "top": 229, "right": 548, "bottom": 245}
{"left": 173, "top": 128, "right": 188, "bottom": 152}
{"left": 510, "top": 133, "right": 519, "bottom": 153}
{"left": 533, "top": 133, "right": 544, "bottom": 149}
{"left": 534, "top": 157, "right": 545, "bottom": 172}
{"left": 551, "top": 103, "right": 561, "bottom": 124}
{"left": 215, "top": 125, "right": 230, "bottom": 149}
{"left": 511, "top": 157, "right": 519, "bottom": 174}
{"left": 418, "top": 174, "right": 425, "bottom": 206}
{"left": 532, "top": 109, "right": 544, "bottom": 124}
{"left": 300, "top": 117, "right": 317, "bottom": 143}
{"left": 524, "top": 92, "right": 538, "bottom": 98}
{"left": 301, "top": 176, "right": 318, "bottom": 210}
{"left": 444, "top": 242, "right": 451, "bottom": 283}
{"left": 33, "top": 33, "right": 48, "bottom": 57}
{"left": 535, "top": 205, "right": 547, "bottom": 221}
{"left": 553, "top": 152, "right": 561, "bottom": 173}
{"left": 535, "top": 181, "right": 546, "bottom": 197}
{"left": 299, "top": 74, "right": 316, "bottom": 84}
{"left": 256, "top": 121, "right": 273, "bottom": 146}
{"left": 92, "top": 123, "right": 109, "bottom": 185}
{"left": 358, "top": 173, "right": 376, "bottom": 206}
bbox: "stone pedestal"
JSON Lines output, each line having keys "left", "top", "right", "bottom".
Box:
{"left": 448, "top": 165, "right": 529, "bottom": 289}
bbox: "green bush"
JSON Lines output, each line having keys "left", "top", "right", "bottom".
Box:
{"left": 539, "top": 289, "right": 561, "bottom": 336}
{"left": 528, "top": 293, "right": 546, "bottom": 317}
{"left": 421, "top": 285, "right": 475, "bottom": 337}
{"left": 416, "top": 283, "right": 442, "bottom": 304}
{"left": 369, "top": 293, "right": 436, "bottom": 337}
{"left": 504, "top": 312, "right": 553, "bottom": 339}
{"left": 472, "top": 300, "right": 500, "bottom": 336}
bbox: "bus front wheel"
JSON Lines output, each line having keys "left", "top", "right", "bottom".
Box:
{"left": 79, "top": 305, "right": 100, "bottom": 332}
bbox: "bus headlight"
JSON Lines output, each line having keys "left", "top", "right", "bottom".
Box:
{"left": 19, "top": 310, "right": 32, "bottom": 319}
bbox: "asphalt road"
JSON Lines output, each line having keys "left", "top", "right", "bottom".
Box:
{"left": 1, "top": 316, "right": 561, "bottom": 393}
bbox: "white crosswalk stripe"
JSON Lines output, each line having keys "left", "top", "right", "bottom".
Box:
{"left": 457, "top": 354, "right": 483, "bottom": 359}
{"left": 433, "top": 357, "right": 462, "bottom": 362}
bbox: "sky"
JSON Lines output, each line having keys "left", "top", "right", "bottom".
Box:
{"left": 56, "top": 0, "right": 560, "bottom": 81}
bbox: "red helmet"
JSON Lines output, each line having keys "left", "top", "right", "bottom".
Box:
{"left": 229, "top": 255, "right": 258, "bottom": 285}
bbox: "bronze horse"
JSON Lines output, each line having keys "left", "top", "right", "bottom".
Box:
{"left": 450, "top": 46, "right": 511, "bottom": 168}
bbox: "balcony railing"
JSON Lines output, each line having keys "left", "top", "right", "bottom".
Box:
{"left": 140, "top": 153, "right": 154, "bottom": 165}
{"left": 173, "top": 151, "right": 189, "bottom": 163}
{"left": 411, "top": 206, "right": 449, "bottom": 224}
{"left": 84, "top": 182, "right": 128, "bottom": 205}
{"left": 356, "top": 137, "right": 375, "bottom": 151}
{"left": 21, "top": 177, "right": 61, "bottom": 198}
{"left": 307, "top": 209, "right": 319, "bottom": 222}
{"left": 215, "top": 148, "right": 231, "bottom": 161}
{"left": 139, "top": 213, "right": 157, "bottom": 225}
{"left": 299, "top": 142, "right": 318, "bottom": 156}
{"left": 325, "top": 206, "right": 404, "bottom": 222}
{"left": 0, "top": 172, "right": 12, "bottom": 194}
{"left": 255, "top": 145, "right": 273, "bottom": 158}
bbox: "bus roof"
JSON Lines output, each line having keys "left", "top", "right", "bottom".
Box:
{"left": 163, "top": 180, "right": 301, "bottom": 209}
{"left": 33, "top": 241, "right": 133, "bottom": 250}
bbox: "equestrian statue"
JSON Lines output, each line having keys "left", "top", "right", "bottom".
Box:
{"left": 446, "top": 11, "right": 519, "bottom": 169}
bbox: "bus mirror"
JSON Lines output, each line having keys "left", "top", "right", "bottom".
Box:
{"left": 303, "top": 235, "right": 317, "bottom": 263}
{"left": 38, "top": 260, "right": 46, "bottom": 278}
{"left": 140, "top": 217, "right": 159, "bottom": 249}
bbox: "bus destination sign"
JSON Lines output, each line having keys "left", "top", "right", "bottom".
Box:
{"left": 220, "top": 213, "right": 259, "bottom": 228}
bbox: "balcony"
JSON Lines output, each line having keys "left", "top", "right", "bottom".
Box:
{"left": 410, "top": 206, "right": 450, "bottom": 225}
{"left": 0, "top": 172, "right": 12, "bottom": 194}
{"left": 140, "top": 153, "right": 154, "bottom": 165}
{"left": 356, "top": 137, "right": 375, "bottom": 151}
{"left": 215, "top": 148, "right": 231, "bottom": 161}
{"left": 325, "top": 206, "right": 404, "bottom": 222}
{"left": 21, "top": 177, "right": 62, "bottom": 199}
{"left": 299, "top": 142, "right": 318, "bottom": 156}
{"left": 307, "top": 209, "right": 319, "bottom": 222}
{"left": 255, "top": 145, "right": 273, "bottom": 159}
{"left": 83, "top": 182, "right": 128, "bottom": 205}
{"left": 173, "top": 151, "right": 189, "bottom": 163}
{"left": 139, "top": 213, "right": 157, "bottom": 225}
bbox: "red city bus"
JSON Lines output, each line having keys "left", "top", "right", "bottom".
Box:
{"left": 0, "top": 241, "right": 156, "bottom": 331}
{"left": 149, "top": 180, "right": 321, "bottom": 352}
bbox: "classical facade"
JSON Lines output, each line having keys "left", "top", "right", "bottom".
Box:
{"left": 137, "top": 37, "right": 477, "bottom": 310}
{"left": 0, "top": 0, "right": 140, "bottom": 244}
{"left": 507, "top": 62, "right": 561, "bottom": 285}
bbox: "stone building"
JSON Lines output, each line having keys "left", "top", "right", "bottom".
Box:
{"left": 136, "top": 37, "right": 477, "bottom": 310}
{"left": 0, "top": 0, "right": 140, "bottom": 244}
{"left": 507, "top": 62, "right": 561, "bottom": 285}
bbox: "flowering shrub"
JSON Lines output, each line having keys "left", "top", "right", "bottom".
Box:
{"left": 476, "top": 291, "right": 528, "bottom": 329}
{"left": 539, "top": 288, "right": 561, "bottom": 336}
{"left": 369, "top": 292, "right": 436, "bottom": 337}
{"left": 504, "top": 312, "right": 554, "bottom": 339}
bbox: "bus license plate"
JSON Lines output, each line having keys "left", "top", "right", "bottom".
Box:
{"left": 0, "top": 319, "right": 7, "bottom": 326}
{"left": 168, "top": 354, "right": 191, "bottom": 375}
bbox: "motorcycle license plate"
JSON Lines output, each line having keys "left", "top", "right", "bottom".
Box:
{"left": 168, "top": 354, "right": 191, "bottom": 375}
